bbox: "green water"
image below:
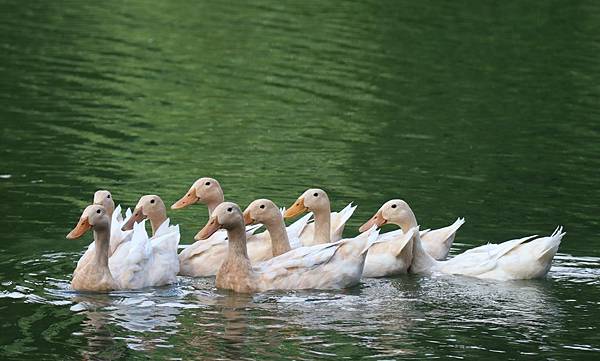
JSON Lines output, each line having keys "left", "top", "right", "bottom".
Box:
{"left": 1, "top": 0, "right": 599, "bottom": 359}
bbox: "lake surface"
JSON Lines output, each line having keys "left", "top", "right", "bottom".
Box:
{"left": 1, "top": 0, "right": 600, "bottom": 359}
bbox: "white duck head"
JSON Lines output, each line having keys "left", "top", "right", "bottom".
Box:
{"left": 171, "top": 177, "right": 224, "bottom": 216}
{"left": 359, "top": 199, "right": 418, "bottom": 233}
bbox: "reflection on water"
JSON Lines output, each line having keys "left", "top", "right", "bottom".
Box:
{"left": 1, "top": 0, "right": 600, "bottom": 359}
{"left": 1, "top": 251, "right": 599, "bottom": 359}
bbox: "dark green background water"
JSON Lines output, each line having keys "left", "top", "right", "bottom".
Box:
{"left": 1, "top": 0, "right": 599, "bottom": 359}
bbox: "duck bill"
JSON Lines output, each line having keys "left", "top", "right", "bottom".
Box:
{"left": 195, "top": 217, "right": 222, "bottom": 240}
{"left": 283, "top": 197, "right": 308, "bottom": 219}
{"left": 171, "top": 188, "right": 199, "bottom": 210}
{"left": 66, "top": 218, "right": 92, "bottom": 239}
{"left": 242, "top": 210, "right": 256, "bottom": 225}
{"left": 121, "top": 208, "right": 145, "bottom": 231}
{"left": 359, "top": 211, "right": 387, "bottom": 232}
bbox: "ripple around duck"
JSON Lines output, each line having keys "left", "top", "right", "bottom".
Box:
{"left": 0, "top": 249, "right": 599, "bottom": 359}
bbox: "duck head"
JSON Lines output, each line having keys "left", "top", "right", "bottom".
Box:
{"left": 195, "top": 202, "right": 243, "bottom": 240}
{"left": 66, "top": 204, "right": 110, "bottom": 239}
{"left": 359, "top": 199, "right": 417, "bottom": 233}
{"left": 283, "top": 188, "right": 330, "bottom": 219}
{"left": 243, "top": 199, "right": 280, "bottom": 226}
{"left": 93, "top": 190, "right": 115, "bottom": 217}
{"left": 121, "top": 195, "right": 167, "bottom": 232}
{"left": 171, "top": 177, "right": 224, "bottom": 213}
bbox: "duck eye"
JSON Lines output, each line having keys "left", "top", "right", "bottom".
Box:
{"left": 227, "top": 207, "right": 232, "bottom": 212}
{"left": 391, "top": 204, "right": 397, "bottom": 208}
{"left": 96, "top": 209, "right": 101, "bottom": 214}
{"left": 313, "top": 193, "right": 318, "bottom": 197}
{"left": 260, "top": 204, "right": 265, "bottom": 209}
{"left": 150, "top": 199, "right": 155, "bottom": 204}
{"left": 205, "top": 182, "right": 211, "bottom": 186}
{"left": 107, "top": 195, "right": 111, "bottom": 199}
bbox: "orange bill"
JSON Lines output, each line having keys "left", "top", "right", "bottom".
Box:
{"left": 243, "top": 210, "right": 255, "bottom": 225}
{"left": 283, "top": 197, "right": 307, "bottom": 219}
{"left": 171, "top": 188, "right": 199, "bottom": 210}
{"left": 195, "top": 216, "right": 222, "bottom": 240}
{"left": 121, "top": 208, "right": 146, "bottom": 231}
{"left": 66, "top": 217, "right": 92, "bottom": 239}
{"left": 359, "top": 210, "right": 387, "bottom": 232}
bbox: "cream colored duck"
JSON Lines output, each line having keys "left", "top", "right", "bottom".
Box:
{"left": 360, "top": 212, "right": 464, "bottom": 261}
{"left": 357, "top": 210, "right": 464, "bottom": 277}
{"left": 196, "top": 202, "right": 380, "bottom": 293}
{"left": 171, "top": 177, "right": 311, "bottom": 277}
{"left": 66, "top": 204, "right": 119, "bottom": 292}
{"left": 77, "top": 190, "right": 133, "bottom": 269}
{"left": 361, "top": 200, "right": 565, "bottom": 280}
{"left": 284, "top": 188, "right": 356, "bottom": 246}
{"left": 118, "top": 195, "right": 180, "bottom": 287}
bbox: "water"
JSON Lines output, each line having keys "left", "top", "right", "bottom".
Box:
{"left": 1, "top": 0, "right": 600, "bottom": 359}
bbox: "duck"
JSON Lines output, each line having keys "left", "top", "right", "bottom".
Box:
{"left": 171, "top": 177, "right": 311, "bottom": 277}
{"left": 357, "top": 210, "right": 464, "bottom": 277}
{"left": 118, "top": 195, "right": 180, "bottom": 287}
{"left": 360, "top": 200, "right": 565, "bottom": 280}
{"left": 66, "top": 204, "right": 119, "bottom": 292}
{"left": 195, "top": 202, "right": 380, "bottom": 293}
{"left": 76, "top": 190, "right": 133, "bottom": 269}
{"left": 283, "top": 188, "right": 356, "bottom": 246}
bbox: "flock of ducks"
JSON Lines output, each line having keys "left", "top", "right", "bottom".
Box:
{"left": 66, "top": 177, "right": 565, "bottom": 293}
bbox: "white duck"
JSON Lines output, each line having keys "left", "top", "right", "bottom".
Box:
{"left": 171, "top": 177, "right": 311, "bottom": 277}
{"left": 66, "top": 204, "right": 120, "bottom": 292}
{"left": 116, "top": 195, "right": 180, "bottom": 288}
{"left": 196, "top": 202, "right": 379, "bottom": 293}
{"left": 77, "top": 190, "right": 133, "bottom": 269}
{"left": 284, "top": 188, "right": 356, "bottom": 246}
{"left": 361, "top": 200, "right": 565, "bottom": 280}
{"left": 357, "top": 209, "right": 464, "bottom": 277}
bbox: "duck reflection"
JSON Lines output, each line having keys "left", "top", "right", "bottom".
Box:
{"left": 70, "top": 287, "right": 183, "bottom": 356}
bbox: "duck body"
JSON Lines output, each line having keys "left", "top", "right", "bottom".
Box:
{"left": 359, "top": 214, "right": 464, "bottom": 277}
{"left": 72, "top": 258, "right": 117, "bottom": 292}
{"left": 218, "top": 228, "right": 379, "bottom": 293}
{"left": 435, "top": 227, "right": 564, "bottom": 280}
{"left": 362, "top": 199, "right": 564, "bottom": 281}
{"left": 178, "top": 214, "right": 311, "bottom": 277}
{"left": 110, "top": 219, "right": 180, "bottom": 288}
{"left": 265, "top": 229, "right": 379, "bottom": 290}
{"left": 362, "top": 228, "right": 415, "bottom": 278}
{"left": 197, "top": 202, "right": 380, "bottom": 293}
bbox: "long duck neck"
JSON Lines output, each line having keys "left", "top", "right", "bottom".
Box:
{"left": 206, "top": 189, "right": 225, "bottom": 217}
{"left": 226, "top": 224, "right": 252, "bottom": 268}
{"left": 313, "top": 205, "right": 331, "bottom": 244}
{"left": 92, "top": 225, "right": 111, "bottom": 268}
{"left": 263, "top": 216, "right": 292, "bottom": 257}
{"left": 148, "top": 212, "right": 167, "bottom": 236}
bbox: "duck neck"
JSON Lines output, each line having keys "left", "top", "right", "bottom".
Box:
{"left": 105, "top": 202, "right": 115, "bottom": 218}
{"left": 313, "top": 205, "right": 331, "bottom": 244}
{"left": 92, "top": 224, "right": 111, "bottom": 268}
{"left": 226, "top": 224, "right": 250, "bottom": 262}
{"left": 264, "top": 216, "right": 292, "bottom": 257}
{"left": 206, "top": 192, "right": 224, "bottom": 217}
{"left": 148, "top": 212, "right": 167, "bottom": 237}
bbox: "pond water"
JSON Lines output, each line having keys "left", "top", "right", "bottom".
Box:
{"left": 1, "top": 0, "right": 599, "bottom": 359}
